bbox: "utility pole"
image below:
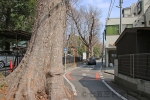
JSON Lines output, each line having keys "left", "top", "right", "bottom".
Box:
{"left": 120, "top": 0, "right": 123, "bottom": 34}
{"left": 101, "top": 30, "right": 105, "bottom": 71}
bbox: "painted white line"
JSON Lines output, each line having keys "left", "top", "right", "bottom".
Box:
{"left": 82, "top": 73, "right": 86, "bottom": 76}
{"left": 63, "top": 68, "right": 78, "bottom": 96}
{"left": 99, "top": 65, "right": 103, "bottom": 72}
{"left": 102, "top": 80, "right": 128, "bottom": 100}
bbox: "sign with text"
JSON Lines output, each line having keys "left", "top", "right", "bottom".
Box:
{"left": 83, "top": 52, "right": 86, "bottom": 60}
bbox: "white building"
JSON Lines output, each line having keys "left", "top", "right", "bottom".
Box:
{"left": 145, "top": 6, "right": 150, "bottom": 27}
{"left": 105, "top": 17, "right": 137, "bottom": 67}
{"left": 133, "top": 0, "right": 150, "bottom": 27}
{"left": 105, "top": 0, "right": 150, "bottom": 67}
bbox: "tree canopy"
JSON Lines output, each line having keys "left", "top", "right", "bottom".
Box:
{"left": 0, "top": 0, "right": 36, "bottom": 31}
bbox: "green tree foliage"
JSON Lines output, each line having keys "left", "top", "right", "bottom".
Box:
{"left": 67, "top": 33, "right": 86, "bottom": 56}
{"left": 0, "top": 0, "right": 36, "bottom": 50}
{"left": 93, "top": 46, "right": 101, "bottom": 57}
{"left": 0, "top": 0, "right": 36, "bottom": 31}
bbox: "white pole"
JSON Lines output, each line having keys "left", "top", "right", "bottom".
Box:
{"left": 65, "top": 52, "right": 66, "bottom": 72}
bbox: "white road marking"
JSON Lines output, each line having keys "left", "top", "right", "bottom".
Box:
{"left": 63, "top": 68, "right": 78, "bottom": 96}
{"left": 82, "top": 73, "right": 86, "bottom": 76}
{"left": 102, "top": 80, "right": 128, "bottom": 100}
{"left": 99, "top": 65, "right": 103, "bottom": 72}
{"left": 98, "top": 66, "right": 127, "bottom": 100}
{"left": 81, "top": 70, "right": 90, "bottom": 73}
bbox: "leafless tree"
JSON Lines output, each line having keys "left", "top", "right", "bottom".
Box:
{"left": 5, "top": 0, "right": 73, "bottom": 100}
{"left": 69, "top": 5, "right": 102, "bottom": 57}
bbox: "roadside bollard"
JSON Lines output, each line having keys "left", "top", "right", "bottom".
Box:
{"left": 10, "top": 61, "right": 13, "bottom": 72}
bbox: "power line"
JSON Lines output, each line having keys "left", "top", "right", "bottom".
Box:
{"left": 108, "top": 0, "right": 116, "bottom": 18}
{"left": 106, "top": 0, "right": 113, "bottom": 22}
{"left": 101, "top": 0, "right": 116, "bottom": 68}
{"left": 105, "top": 0, "right": 116, "bottom": 26}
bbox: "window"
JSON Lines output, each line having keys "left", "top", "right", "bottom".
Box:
{"left": 137, "top": 1, "right": 142, "bottom": 14}
{"left": 106, "top": 25, "right": 119, "bottom": 35}
{"left": 122, "top": 24, "right": 132, "bottom": 31}
{"left": 111, "top": 54, "right": 117, "bottom": 57}
{"left": 126, "top": 24, "right": 133, "bottom": 28}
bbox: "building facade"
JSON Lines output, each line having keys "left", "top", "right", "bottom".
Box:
{"left": 105, "top": 17, "right": 137, "bottom": 67}
{"left": 145, "top": 6, "right": 150, "bottom": 27}
{"left": 105, "top": 0, "right": 150, "bottom": 67}
{"left": 133, "top": 0, "right": 150, "bottom": 27}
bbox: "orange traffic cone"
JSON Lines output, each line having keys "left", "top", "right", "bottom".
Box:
{"left": 10, "top": 61, "right": 13, "bottom": 72}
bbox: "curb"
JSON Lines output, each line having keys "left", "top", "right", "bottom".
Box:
{"left": 63, "top": 68, "right": 77, "bottom": 96}
{"left": 102, "top": 80, "right": 128, "bottom": 100}
{"left": 63, "top": 62, "right": 83, "bottom": 96}
{"left": 104, "top": 71, "right": 114, "bottom": 75}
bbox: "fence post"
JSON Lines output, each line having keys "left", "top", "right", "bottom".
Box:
{"left": 133, "top": 54, "right": 134, "bottom": 78}
{"left": 130, "top": 54, "right": 131, "bottom": 76}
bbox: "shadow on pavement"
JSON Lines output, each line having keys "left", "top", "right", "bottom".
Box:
{"left": 78, "top": 76, "right": 122, "bottom": 100}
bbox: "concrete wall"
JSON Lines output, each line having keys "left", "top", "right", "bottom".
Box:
{"left": 145, "top": 7, "right": 150, "bottom": 27}
{"left": 143, "top": 0, "right": 150, "bottom": 13}
{"left": 114, "top": 59, "right": 118, "bottom": 76}
{"left": 114, "top": 59, "right": 150, "bottom": 99}
{"left": 106, "top": 17, "right": 138, "bottom": 25}
{"left": 133, "top": 0, "right": 150, "bottom": 27}
{"left": 115, "top": 74, "right": 150, "bottom": 99}
{"left": 106, "top": 35, "right": 119, "bottom": 48}
{"left": 123, "top": 8, "right": 131, "bottom": 17}
{"left": 133, "top": 15, "right": 145, "bottom": 27}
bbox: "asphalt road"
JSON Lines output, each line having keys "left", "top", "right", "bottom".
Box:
{"left": 65, "top": 61, "right": 123, "bottom": 100}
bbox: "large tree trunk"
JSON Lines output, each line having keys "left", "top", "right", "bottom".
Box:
{"left": 88, "top": 45, "right": 93, "bottom": 58}
{"left": 5, "top": 0, "right": 73, "bottom": 100}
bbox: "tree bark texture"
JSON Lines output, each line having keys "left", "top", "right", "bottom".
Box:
{"left": 5, "top": 0, "right": 73, "bottom": 100}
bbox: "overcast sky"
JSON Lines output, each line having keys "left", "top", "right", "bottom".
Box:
{"left": 79, "top": 0, "right": 138, "bottom": 32}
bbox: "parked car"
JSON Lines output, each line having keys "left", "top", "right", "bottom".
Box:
{"left": 0, "top": 56, "right": 15, "bottom": 68}
{"left": 87, "top": 57, "right": 96, "bottom": 65}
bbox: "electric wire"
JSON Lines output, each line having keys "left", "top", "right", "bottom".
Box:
{"left": 106, "top": 0, "right": 116, "bottom": 26}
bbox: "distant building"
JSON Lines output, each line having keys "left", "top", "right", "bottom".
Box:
{"left": 133, "top": 0, "right": 150, "bottom": 27}
{"left": 105, "top": 17, "right": 137, "bottom": 67}
{"left": 105, "top": 0, "right": 150, "bottom": 67}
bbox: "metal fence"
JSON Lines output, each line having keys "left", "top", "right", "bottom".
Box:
{"left": 118, "top": 53, "right": 150, "bottom": 81}
{"left": 62, "top": 56, "right": 82, "bottom": 64}
{"left": 0, "top": 55, "right": 23, "bottom": 77}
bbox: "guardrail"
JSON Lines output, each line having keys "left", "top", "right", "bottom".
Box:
{"left": 118, "top": 53, "right": 150, "bottom": 81}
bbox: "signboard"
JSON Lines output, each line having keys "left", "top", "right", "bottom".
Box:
{"left": 83, "top": 52, "right": 86, "bottom": 60}
{"left": 64, "top": 48, "right": 67, "bottom": 53}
